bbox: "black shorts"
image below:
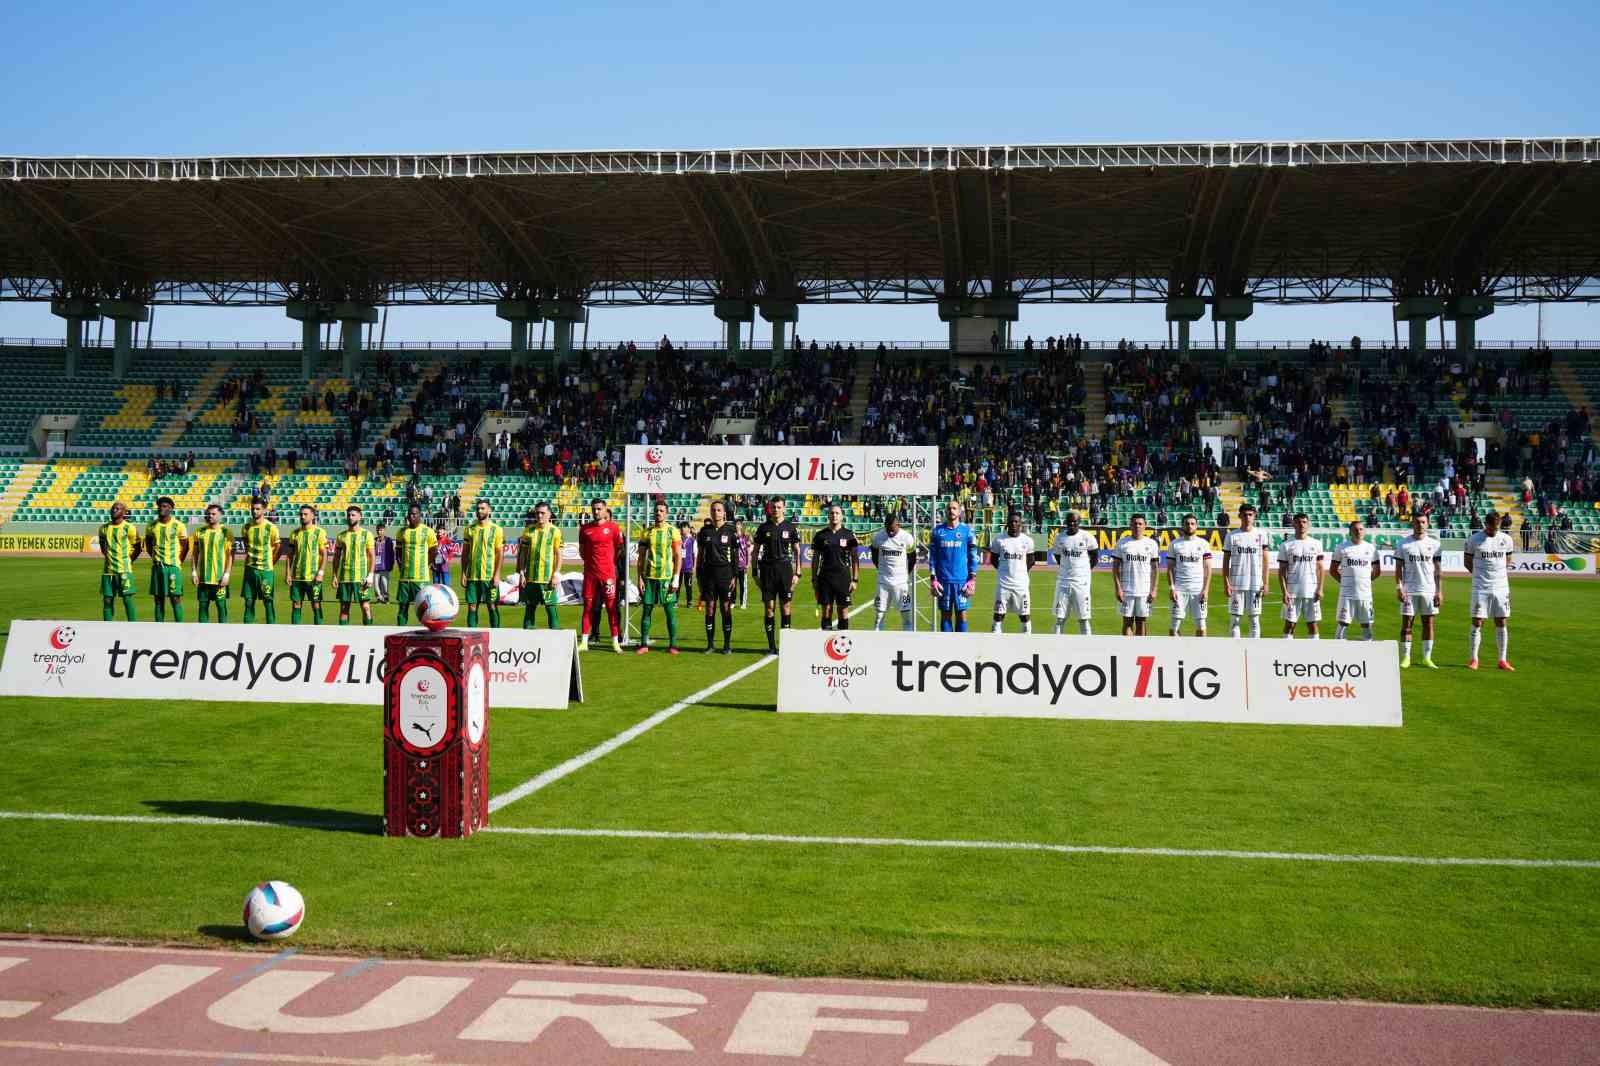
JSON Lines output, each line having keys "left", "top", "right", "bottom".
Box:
{"left": 699, "top": 567, "right": 735, "bottom": 603}
{"left": 815, "top": 570, "right": 854, "bottom": 607}
{"left": 758, "top": 565, "right": 795, "bottom": 602}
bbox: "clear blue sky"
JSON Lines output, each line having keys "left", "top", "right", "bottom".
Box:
{"left": 2, "top": 0, "right": 1596, "bottom": 346}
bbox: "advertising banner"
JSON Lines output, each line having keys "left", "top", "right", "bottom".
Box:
{"left": 624, "top": 445, "right": 938, "bottom": 496}
{"left": 777, "top": 631, "right": 1401, "bottom": 727}
{"left": 0, "top": 533, "right": 96, "bottom": 555}
{"left": 0, "top": 620, "right": 582, "bottom": 709}
{"left": 1507, "top": 552, "right": 1594, "bottom": 576}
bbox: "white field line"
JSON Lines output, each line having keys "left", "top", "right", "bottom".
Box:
{"left": 486, "top": 599, "right": 876, "bottom": 813}
{"left": 1, "top": 810, "right": 1597, "bottom": 870}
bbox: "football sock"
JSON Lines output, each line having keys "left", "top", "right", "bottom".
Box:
{"left": 1079, "top": 619, "right": 1091, "bottom": 635}
{"left": 1497, "top": 626, "right": 1509, "bottom": 661}
{"left": 1335, "top": 623, "right": 1347, "bottom": 640}
{"left": 153, "top": 598, "right": 165, "bottom": 622}
{"left": 663, "top": 601, "right": 677, "bottom": 644}
{"left": 900, "top": 608, "right": 913, "bottom": 629}
{"left": 992, "top": 622, "right": 1003, "bottom": 633}
{"left": 721, "top": 615, "right": 732, "bottom": 648}
{"left": 838, "top": 616, "right": 849, "bottom": 631}
{"left": 102, "top": 597, "right": 115, "bottom": 622}
{"left": 362, "top": 610, "right": 372, "bottom": 625}
{"left": 1229, "top": 616, "right": 1241, "bottom": 638}
{"left": 1470, "top": 627, "right": 1482, "bottom": 660}
{"left": 340, "top": 614, "right": 350, "bottom": 626}
{"left": 1310, "top": 631, "right": 1319, "bottom": 640}
{"left": 292, "top": 605, "right": 303, "bottom": 625}
{"left": 955, "top": 618, "right": 968, "bottom": 633}
{"left": 396, "top": 604, "right": 409, "bottom": 625}
{"left": 941, "top": 617, "right": 953, "bottom": 632}
{"left": 1053, "top": 619, "right": 1064, "bottom": 634}
{"left": 875, "top": 612, "right": 886, "bottom": 630}
{"left": 1169, "top": 627, "right": 1180, "bottom": 637}
{"left": 1362, "top": 624, "right": 1373, "bottom": 640}
{"left": 171, "top": 600, "right": 184, "bottom": 622}
{"left": 705, "top": 617, "right": 715, "bottom": 647}
{"left": 122, "top": 595, "right": 136, "bottom": 620}
{"left": 1021, "top": 620, "right": 1032, "bottom": 634}
{"left": 765, "top": 616, "right": 776, "bottom": 645}
{"left": 243, "top": 601, "right": 255, "bottom": 624}
{"left": 262, "top": 600, "right": 275, "bottom": 624}
{"left": 640, "top": 607, "right": 653, "bottom": 643}
{"left": 1250, "top": 619, "right": 1261, "bottom": 638}
{"left": 1423, "top": 639, "right": 1434, "bottom": 659}
{"left": 1284, "top": 630, "right": 1295, "bottom": 640}
{"left": 466, "top": 607, "right": 479, "bottom": 627}
{"left": 1402, "top": 638, "right": 1412, "bottom": 658}
{"left": 488, "top": 604, "right": 502, "bottom": 628}
{"left": 781, "top": 614, "right": 792, "bottom": 629}
{"left": 215, "top": 601, "right": 228, "bottom": 623}
{"left": 545, "top": 605, "right": 559, "bottom": 628}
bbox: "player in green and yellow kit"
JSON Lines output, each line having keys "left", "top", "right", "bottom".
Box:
{"left": 516, "top": 503, "right": 563, "bottom": 629}
{"left": 240, "top": 497, "right": 280, "bottom": 623}
{"left": 635, "top": 500, "right": 683, "bottom": 654}
{"left": 461, "top": 498, "right": 505, "bottom": 628}
{"left": 332, "top": 505, "right": 376, "bottom": 625}
{"left": 144, "top": 496, "right": 188, "bottom": 622}
{"left": 393, "top": 503, "right": 438, "bottom": 625}
{"left": 98, "top": 501, "right": 142, "bottom": 620}
{"left": 190, "top": 503, "right": 233, "bottom": 622}
{"left": 287, "top": 505, "right": 329, "bottom": 625}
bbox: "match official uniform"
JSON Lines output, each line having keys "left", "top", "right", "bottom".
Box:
{"left": 698, "top": 522, "right": 738, "bottom": 603}
{"left": 811, "top": 526, "right": 859, "bottom": 609}
{"left": 754, "top": 518, "right": 800, "bottom": 602}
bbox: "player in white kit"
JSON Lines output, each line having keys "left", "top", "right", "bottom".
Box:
{"left": 1049, "top": 510, "right": 1099, "bottom": 634}
{"left": 1277, "top": 512, "right": 1326, "bottom": 638}
{"left": 1222, "top": 503, "right": 1270, "bottom": 638}
{"left": 1394, "top": 512, "right": 1443, "bottom": 669}
{"left": 1113, "top": 513, "right": 1161, "bottom": 636}
{"left": 1329, "top": 518, "right": 1381, "bottom": 640}
{"left": 870, "top": 511, "right": 917, "bottom": 631}
{"left": 1166, "top": 513, "right": 1213, "bottom": 636}
{"left": 989, "top": 510, "right": 1036, "bottom": 633}
{"left": 1464, "top": 510, "right": 1515, "bottom": 670}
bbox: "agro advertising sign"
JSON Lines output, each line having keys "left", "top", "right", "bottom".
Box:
{"left": 625, "top": 445, "right": 938, "bottom": 496}
{"left": 1507, "top": 552, "right": 1594, "bottom": 576}
{"left": 777, "top": 631, "right": 1401, "bottom": 727}
{"left": 0, "top": 620, "right": 582, "bottom": 709}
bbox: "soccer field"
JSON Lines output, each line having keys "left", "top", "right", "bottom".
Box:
{"left": 0, "top": 556, "right": 1597, "bottom": 1009}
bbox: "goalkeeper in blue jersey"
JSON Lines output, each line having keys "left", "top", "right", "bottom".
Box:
{"left": 929, "top": 498, "right": 981, "bottom": 632}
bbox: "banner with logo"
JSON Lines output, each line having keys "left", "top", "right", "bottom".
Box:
{"left": 0, "top": 533, "right": 97, "bottom": 555}
{"left": 1508, "top": 552, "right": 1594, "bottom": 576}
{"left": 0, "top": 621, "right": 582, "bottom": 709}
{"left": 624, "top": 445, "right": 938, "bottom": 496}
{"left": 777, "top": 631, "right": 1401, "bottom": 727}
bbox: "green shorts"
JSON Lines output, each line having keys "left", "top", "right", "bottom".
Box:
{"left": 241, "top": 568, "right": 275, "bottom": 602}
{"left": 464, "top": 579, "right": 497, "bottom": 605}
{"left": 641, "top": 578, "right": 676, "bottom": 607}
{"left": 198, "top": 583, "right": 228, "bottom": 603}
{"left": 521, "top": 581, "right": 556, "bottom": 607}
{"left": 149, "top": 564, "right": 183, "bottom": 598}
{"left": 291, "top": 580, "right": 322, "bottom": 603}
{"left": 100, "top": 572, "right": 136, "bottom": 598}
{"left": 395, "top": 580, "right": 427, "bottom": 609}
{"left": 337, "top": 581, "right": 371, "bottom": 605}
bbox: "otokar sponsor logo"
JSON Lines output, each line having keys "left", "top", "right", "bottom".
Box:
{"left": 778, "top": 632, "right": 1401, "bottom": 726}
{"left": 0, "top": 620, "right": 581, "bottom": 710}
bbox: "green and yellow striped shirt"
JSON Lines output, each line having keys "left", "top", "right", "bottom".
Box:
{"left": 462, "top": 520, "right": 504, "bottom": 582}
{"left": 289, "top": 525, "right": 328, "bottom": 582}
{"left": 191, "top": 525, "right": 232, "bottom": 585}
{"left": 335, "top": 528, "right": 374, "bottom": 583}
{"left": 99, "top": 521, "right": 137, "bottom": 575}
{"left": 395, "top": 525, "right": 437, "bottom": 583}
{"left": 242, "top": 519, "right": 279, "bottom": 572}
{"left": 519, "top": 525, "right": 563, "bottom": 584}
{"left": 639, "top": 523, "right": 681, "bottom": 581}
{"left": 144, "top": 518, "right": 186, "bottom": 566}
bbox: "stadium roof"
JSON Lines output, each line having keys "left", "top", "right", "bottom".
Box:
{"left": 2, "top": 138, "right": 1597, "bottom": 308}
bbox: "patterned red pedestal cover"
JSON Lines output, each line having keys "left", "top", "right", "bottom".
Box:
{"left": 382, "top": 629, "right": 489, "bottom": 838}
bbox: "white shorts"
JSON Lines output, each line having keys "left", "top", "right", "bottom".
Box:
{"left": 1053, "top": 584, "right": 1092, "bottom": 620}
{"left": 1399, "top": 593, "right": 1438, "bottom": 617}
{"left": 1336, "top": 596, "right": 1375, "bottom": 625}
{"left": 994, "top": 585, "right": 1031, "bottom": 615}
{"left": 1169, "top": 592, "right": 1208, "bottom": 625}
{"left": 1470, "top": 589, "right": 1511, "bottom": 620}
{"left": 1228, "top": 589, "right": 1264, "bottom": 617}
{"left": 1119, "top": 595, "right": 1152, "bottom": 619}
{"left": 875, "top": 580, "right": 911, "bottom": 613}
{"left": 1281, "top": 596, "right": 1322, "bottom": 624}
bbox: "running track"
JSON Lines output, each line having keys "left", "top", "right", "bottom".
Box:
{"left": 0, "top": 939, "right": 1594, "bottom": 1064}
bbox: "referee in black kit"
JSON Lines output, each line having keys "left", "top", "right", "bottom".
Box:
{"left": 696, "top": 499, "right": 738, "bottom": 654}
{"left": 753, "top": 496, "right": 801, "bottom": 653}
{"left": 810, "top": 503, "right": 860, "bottom": 631}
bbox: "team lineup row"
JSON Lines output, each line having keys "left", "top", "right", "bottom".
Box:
{"left": 91, "top": 495, "right": 1519, "bottom": 670}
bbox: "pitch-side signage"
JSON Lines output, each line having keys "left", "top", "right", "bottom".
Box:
{"left": 0, "top": 621, "right": 582, "bottom": 709}
{"left": 778, "top": 631, "right": 1401, "bottom": 727}
{"left": 624, "top": 445, "right": 938, "bottom": 496}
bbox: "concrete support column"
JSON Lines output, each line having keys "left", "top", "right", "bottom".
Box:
{"left": 714, "top": 298, "right": 754, "bottom": 353}
{"left": 51, "top": 297, "right": 100, "bottom": 380}
{"left": 1394, "top": 297, "right": 1444, "bottom": 357}
{"left": 937, "top": 295, "right": 1019, "bottom": 355}
{"left": 1165, "top": 297, "right": 1206, "bottom": 356}
{"left": 287, "top": 300, "right": 335, "bottom": 381}
{"left": 496, "top": 299, "right": 540, "bottom": 366}
{"left": 1444, "top": 295, "right": 1493, "bottom": 358}
{"left": 1211, "top": 296, "right": 1253, "bottom": 364}
{"left": 758, "top": 299, "right": 799, "bottom": 356}
{"left": 540, "top": 299, "right": 586, "bottom": 363}
{"left": 333, "top": 302, "right": 379, "bottom": 379}
{"left": 100, "top": 300, "right": 149, "bottom": 380}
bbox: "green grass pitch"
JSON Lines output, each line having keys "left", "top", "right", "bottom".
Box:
{"left": 0, "top": 556, "right": 1596, "bottom": 1009}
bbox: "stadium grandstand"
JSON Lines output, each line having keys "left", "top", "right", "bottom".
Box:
{"left": 2, "top": 138, "right": 1599, "bottom": 549}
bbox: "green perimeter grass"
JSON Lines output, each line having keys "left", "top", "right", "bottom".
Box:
{"left": 0, "top": 557, "right": 1597, "bottom": 1009}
